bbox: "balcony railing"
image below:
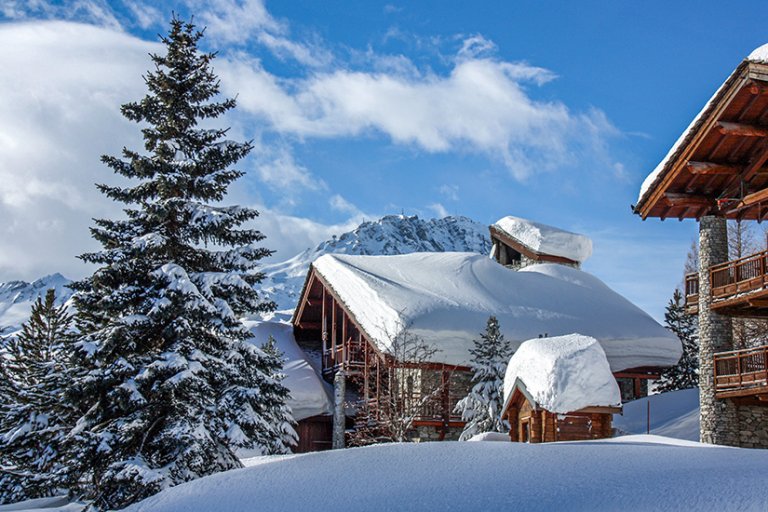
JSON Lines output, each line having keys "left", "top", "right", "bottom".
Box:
{"left": 714, "top": 345, "right": 768, "bottom": 397}
{"left": 684, "top": 249, "right": 768, "bottom": 312}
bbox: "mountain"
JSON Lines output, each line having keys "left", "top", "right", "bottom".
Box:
{"left": 0, "top": 273, "right": 73, "bottom": 333}
{"left": 0, "top": 215, "right": 491, "bottom": 329}
{"left": 258, "top": 215, "right": 491, "bottom": 314}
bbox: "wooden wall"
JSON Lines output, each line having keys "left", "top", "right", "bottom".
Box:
{"left": 294, "top": 415, "right": 333, "bottom": 453}
{"left": 506, "top": 393, "right": 613, "bottom": 443}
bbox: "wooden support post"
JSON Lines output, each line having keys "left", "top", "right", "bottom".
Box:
{"left": 341, "top": 313, "right": 347, "bottom": 367}
{"left": 333, "top": 369, "right": 346, "bottom": 449}
{"left": 363, "top": 333, "right": 369, "bottom": 401}
{"left": 331, "top": 295, "right": 337, "bottom": 365}
{"left": 321, "top": 287, "right": 327, "bottom": 364}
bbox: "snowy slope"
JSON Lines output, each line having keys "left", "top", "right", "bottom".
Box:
{"left": 117, "top": 437, "right": 768, "bottom": 512}
{"left": 312, "top": 253, "right": 681, "bottom": 370}
{"left": 0, "top": 274, "right": 72, "bottom": 333}
{"left": 613, "top": 388, "right": 700, "bottom": 441}
{"left": 502, "top": 334, "right": 621, "bottom": 413}
{"left": 243, "top": 321, "right": 332, "bottom": 421}
{"left": 258, "top": 215, "right": 490, "bottom": 313}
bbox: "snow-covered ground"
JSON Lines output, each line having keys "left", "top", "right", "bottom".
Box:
{"left": 123, "top": 436, "right": 767, "bottom": 511}
{"left": 7, "top": 430, "right": 768, "bottom": 511}
{"left": 614, "top": 388, "right": 700, "bottom": 441}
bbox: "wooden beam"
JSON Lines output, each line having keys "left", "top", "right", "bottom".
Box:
{"left": 738, "top": 187, "right": 768, "bottom": 208}
{"left": 747, "top": 298, "right": 768, "bottom": 308}
{"left": 743, "top": 141, "right": 768, "bottom": 182}
{"left": 686, "top": 161, "right": 742, "bottom": 175}
{"left": 664, "top": 192, "right": 715, "bottom": 208}
{"left": 749, "top": 82, "right": 768, "bottom": 95}
{"left": 717, "top": 121, "right": 768, "bottom": 138}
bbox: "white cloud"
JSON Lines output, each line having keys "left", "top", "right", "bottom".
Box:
{"left": 329, "top": 194, "right": 361, "bottom": 215}
{"left": 253, "top": 144, "right": 324, "bottom": 192}
{"left": 1, "top": 0, "right": 123, "bottom": 30}
{"left": 221, "top": 44, "right": 614, "bottom": 180}
{"left": 0, "top": 21, "right": 158, "bottom": 280}
{"left": 187, "top": 0, "right": 331, "bottom": 66}
{"left": 428, "top": 203, "right": 449, "bottom": 218}
{"left": 438, "top": 184, "right": 459, "bottom": 201}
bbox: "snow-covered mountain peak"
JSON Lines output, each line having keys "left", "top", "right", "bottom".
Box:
{"left": 0, "top": 273, "right": 73, "bottom": 333}
{"left": 259, "top": 215, "right": 491, "bottom": 314}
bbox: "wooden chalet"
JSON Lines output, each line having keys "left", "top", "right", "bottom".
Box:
{"left": 501, "top": 335, "right": 622, "bottom": 443}
{"left": 504, "top": 381, "right": 618, "bottom": 443}
{"left": 292, "top": 264, "right": 470, "bottom": 446}
{"left": 635, "top": 45, "right": 768, "bottom": 447}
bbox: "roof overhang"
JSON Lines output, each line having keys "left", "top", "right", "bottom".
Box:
{"left": 635, "top": 60, "right": 768, "bottom": 221}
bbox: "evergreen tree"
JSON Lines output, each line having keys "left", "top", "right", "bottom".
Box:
{"left": 455, "top": 316, "right": 513, "bottom": 441}
{"left": 65, "top": 17, "right": 295, "bottom": 510}
{"left": 656, "top": 289, "right": 699, "bottom": 392}
{"left": 0, "top": 289, "right": 77, "bottom": 503}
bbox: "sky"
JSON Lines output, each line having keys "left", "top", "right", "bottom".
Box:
{"left": 1, "top": 0, "right": 767, "bottom": 321}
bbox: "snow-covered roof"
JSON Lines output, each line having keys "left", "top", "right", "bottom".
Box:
{"left": 492, "top": 216, "right": 592, "bottom": 263}
{"left": 502, "top": 334, "right": 622, "bottom": 414}
{"left": 244, "top": 321, "right": 332, "bottom": 421}
{"left": 310, "top": 252, "right": 681, "bottom": 371}
{"left": 636, "top": 43, "right": 768, "bottom": 208}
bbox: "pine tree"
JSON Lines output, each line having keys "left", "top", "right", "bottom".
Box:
{"left": 656, "top": 289, "right": 699, "bottom": 392}
{"left": 0, "top": 289, "right": 77, "bottom": 503}
{"left": 64, "top": 17, "right": 295, "bottom": 510}
{"left": 455, "top": 316, "right": 514, "bottom": 441}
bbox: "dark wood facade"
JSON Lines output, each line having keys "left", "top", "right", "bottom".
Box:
{"left": 503, "top": 384, "right": 618, "bottom": 443}
{"left": 294, "top": 415, "right": 333, "bottom": 453}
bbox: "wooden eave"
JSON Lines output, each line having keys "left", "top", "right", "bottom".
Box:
{"left": 293, "top": 265, "right": 472, "bottom": 371}
{"left": 489, "top": 225, "right": 579, "bottom": 266}
{"left": 293, "top": 265, "right": 387, "bottom": 363}
{"left": 635, "top": 60, "right": 768, "bottom": 221}
{"left": 502, "top": 378, "right": 621, "bottom": 418}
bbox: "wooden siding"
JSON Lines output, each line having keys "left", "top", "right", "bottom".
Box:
{"left": 504, "top": 388, "right": 615, "bottom": 443}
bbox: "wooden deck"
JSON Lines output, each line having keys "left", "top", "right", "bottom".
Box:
{"left": 714, "top": 345, "right": 768, "bottom": 399}
{"left": 685, "top": 249, "right": 768, "bottom": 316}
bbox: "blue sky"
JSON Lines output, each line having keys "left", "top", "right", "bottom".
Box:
{"left": 1, "top": 0, "right": 767, "bottom": 320}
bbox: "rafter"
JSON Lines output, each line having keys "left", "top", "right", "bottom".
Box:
{"left": 664, "top": 192, "right": 716, "bottom": 208}
{"left": 717, "top": 121, "right": 768, "bottom": 138}
{"left": 686, "top": 161, "right": 742, "bottom": 175}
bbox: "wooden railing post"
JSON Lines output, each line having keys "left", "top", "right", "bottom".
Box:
{"left": 737, "top": 353, "right": 742, "bottom": 389}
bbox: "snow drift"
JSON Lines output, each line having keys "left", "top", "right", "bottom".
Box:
{"left": 121, "top": 437, "right": 768, "bottom": 512}
{"left": 311, "top": 252, "right": 681, "bottom": 370}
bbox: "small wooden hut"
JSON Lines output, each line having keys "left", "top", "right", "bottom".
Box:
{"left": 501, "top": 334, "right": 622, "bottom": 443}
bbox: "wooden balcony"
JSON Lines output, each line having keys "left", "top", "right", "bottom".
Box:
{"left": 684, "top": 249, "right": 768, "bottom": 316}
{"left": 714, "top": 345, "right": 768, "bottom": 399}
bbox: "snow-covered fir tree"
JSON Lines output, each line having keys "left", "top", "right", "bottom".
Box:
{"left": 64, "top": 17, "right": 295, "bottom": 510}
{"left": 0, "top": 289, "right": 77, "bottom": 503}
{"left": 656, "top": 289, "right": 699, "bottom": 392}
{"left": 455, "top": 316, "right": 514, "bottom": 441}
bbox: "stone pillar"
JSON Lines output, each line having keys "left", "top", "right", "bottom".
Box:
{"left": 332, "top": 369, "right": 346, "bottom": 449}
{"left": 698, "top": 216, "right": 739, "bottom": 445}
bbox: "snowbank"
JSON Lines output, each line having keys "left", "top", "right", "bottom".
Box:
{"left": 467, "top": 431, "right": 510, "bottom": 442}
{"left": 614, "top": 388, "right": 700, "bottom": 441}
{"left": 503, "top": 334, "right": 621, "bottom": 414}
{"left": 122, "top": 437, "right": 768, "bottom": 512}
{"left": 243, "top": 321, "right": 332, "bottom": 421}
{"left": 311, "top": 252, "right": 681, "bottom": 370}
{"left": 493, "top": 216, "right": 592, "bottom": 263}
